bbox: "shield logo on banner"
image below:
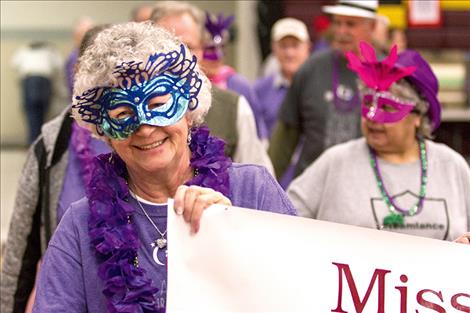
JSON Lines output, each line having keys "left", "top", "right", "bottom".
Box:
{"left": 370, "top": 190, "right": 449, "bottom": 240}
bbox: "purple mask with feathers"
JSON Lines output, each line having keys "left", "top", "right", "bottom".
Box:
{"left": 203, "top": 12, "right": 235, "bottom": 61}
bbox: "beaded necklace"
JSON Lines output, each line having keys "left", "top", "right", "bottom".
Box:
{"left": 71, "top": 121, "right": 94, "bottom": 186}
{"left": 368, "top": 139, "right": 428, "bottom": 227}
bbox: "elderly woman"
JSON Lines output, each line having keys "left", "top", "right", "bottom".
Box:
{"left": 32, "top": 22, "right": 295, "bottom": 313}
{"left": 288, "top": 42, "right": 470, "bottom": 242}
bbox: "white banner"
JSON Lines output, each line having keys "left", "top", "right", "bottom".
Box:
{"left": 166, "top": 204, "right": 470, "bottom": 313}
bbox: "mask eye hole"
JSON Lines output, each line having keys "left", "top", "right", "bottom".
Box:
{"left": 378, "top": 96, "right": 400, "bottom": 113}
{"left": 381, "top": 104, "right": 398, "bottom": 113}
{"left": 362, "top": 95, "right": 374, "bottom": 108}
{"left": 148, "top": 94, "right": 171, "bottom": 111}
{"left": 108, "top": 106, "right": 134, "bottom": 121}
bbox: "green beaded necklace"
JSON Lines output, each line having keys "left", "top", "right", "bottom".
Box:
{"left": 368, "top": 139, "right": 428, "bottom": 227}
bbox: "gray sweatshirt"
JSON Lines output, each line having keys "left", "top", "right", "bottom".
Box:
{"left": 288, "top": 138, "right": 470, "bottom": 241}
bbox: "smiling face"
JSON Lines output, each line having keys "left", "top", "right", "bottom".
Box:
{"left": 109, "top": 101, "right": 191, "bottom": 176}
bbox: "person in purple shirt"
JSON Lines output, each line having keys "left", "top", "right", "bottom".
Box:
{"left": 254, "top": 18, "right": 311, "bottom": 138}
{"left": 254, "top": 18, "right": 310, "bottom": 188}
{"left": 32, "top": 22, "right": 296, "bottom": 313}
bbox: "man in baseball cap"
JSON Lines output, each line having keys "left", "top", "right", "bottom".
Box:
{"left": 254, "top": 17, "right": 311, "bottom": 188}
{"left": 255, "top": 18, "right": 310, "bottom": 136}
{"left": 269, "top": 0, "right": 378, "bottom": 182}
{"left": 271, "top": 18, "right": 310, "bottom": 43}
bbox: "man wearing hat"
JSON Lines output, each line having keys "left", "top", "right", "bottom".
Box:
{"left": 254, "top": 18, "right": 310, "bottom": 188}
{"left": 254, "top": 18, "right": 311, "bottom": 139}
{"left": 269, "top": 0, "right": 378, "bottom": 182}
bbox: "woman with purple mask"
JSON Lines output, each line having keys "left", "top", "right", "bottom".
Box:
{"left": 201, "top": 12, "right": 266, "bottom": 138}
{"left": 288, "top": 42, "right": 470, "bottom": 243}
{"left": 32, "top": 22, "right": 295, "bottom": 313}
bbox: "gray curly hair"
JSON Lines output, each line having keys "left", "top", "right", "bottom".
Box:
{"left": 359, "top": 79, "right": 432, "bottom": 139}
{"left": 72, "top": 21, "right": 211, "bottom": 137}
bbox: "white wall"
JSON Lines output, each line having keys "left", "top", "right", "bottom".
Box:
{"left": 235, "top": 0, "right": 261, "bottom": 81}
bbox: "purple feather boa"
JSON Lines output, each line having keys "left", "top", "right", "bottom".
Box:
{"left": 86, "top": 125, "right": 231, "bottom": 312}
{"left": 71, "top": 121, "right": 94, "bottom": 186}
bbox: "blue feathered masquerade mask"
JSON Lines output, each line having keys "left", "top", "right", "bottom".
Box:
{"left": 74, "top": 44, "right": 202, "bottom": 140}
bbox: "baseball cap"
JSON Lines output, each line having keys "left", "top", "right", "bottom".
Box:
{"left": 271, "top": 18, "right": 310, "bottom": 42}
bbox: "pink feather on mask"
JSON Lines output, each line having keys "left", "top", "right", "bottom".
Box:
{"left": 346, "top": 42, "right": 417, "bottom": 91}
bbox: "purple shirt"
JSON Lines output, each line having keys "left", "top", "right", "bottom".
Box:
{"left": 226, "top": 73, "right": 268, "bottom": 139}
{"left": 65, "top": 49, "right": 78, "bottom": 99}
{"left": 33, "top": 164, "right": 296, "bottom": 313}
{"left": 226, "top": 73, "right": 256, "bottom": 110}
{"left": 253, "top": 73, "right": 301, "bottom": 189}
{"left": 57, "top": 136, "right": 110, "bottom": 222}
{"left": 253, "top": 74, "right": 288, "bottom": 138}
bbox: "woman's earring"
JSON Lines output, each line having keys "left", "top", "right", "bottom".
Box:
{"left": 187, "top": 129, "right": 192, "bottom": 146}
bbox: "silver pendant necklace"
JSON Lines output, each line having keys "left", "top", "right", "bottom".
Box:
{"left": 134, "top": 196, "right": 167, "bottom": 249}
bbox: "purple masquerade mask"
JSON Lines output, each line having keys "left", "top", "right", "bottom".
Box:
{"left": 346, "top": 42, "right": 418, "bottom": 124}
{"left": 203, "top": 12, "right": 234, "bottom": 61}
